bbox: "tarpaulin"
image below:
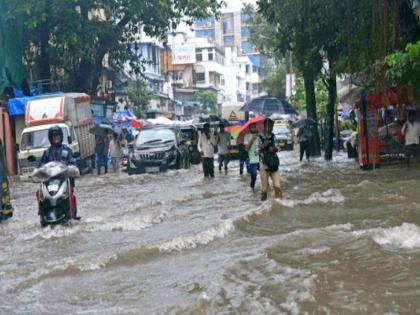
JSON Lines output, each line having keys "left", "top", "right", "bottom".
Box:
{"left": 248, "top": 55, "right": 260, "bottom": 68}
{"left": 112, "top": 110, "right": 136, "bottom": 122}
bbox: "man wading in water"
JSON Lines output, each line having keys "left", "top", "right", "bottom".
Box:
{"left": 257, "top": 118, "right": 282, "bottom": 201}
{"left": 198, "top": 123, "right": 217, "bottom": 178}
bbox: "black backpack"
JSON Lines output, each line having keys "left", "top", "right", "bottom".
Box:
{"left": 259, "top": 134, "right": 279, "bottom": 172}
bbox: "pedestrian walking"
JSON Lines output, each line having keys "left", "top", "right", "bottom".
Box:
{"left": 216, "top": 123, "right": 231, "bottom": 174}
{"left": 109, "top": 132, "right": 122, "bottom": 173}
{"left": 95, "top": 129, "right": 110, "bottom": 175}
{"left": 244, "top": 122, "right": 259, "bottom": 190}
{"left": 198, "top": 123, "right": 217, "bottom": 178}
{"left": 297, "top": 124, "right": 312, "bottom": 161}
{"left": 257, "top": 118, "right": 282, "bottom": 201}
{"left": 401, "top": 110, "right": 420, "bottom": 165}
{"left": 238, "top": 143, "right": 250, "bottom": 176}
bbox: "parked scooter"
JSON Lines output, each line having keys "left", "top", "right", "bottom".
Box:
{"left": 30, "top": 160, "right": 80, "bottom": 227}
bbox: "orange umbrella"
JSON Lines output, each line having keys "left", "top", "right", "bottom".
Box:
{"left": 236, "top": 116, "right": 266, "bottom": 144}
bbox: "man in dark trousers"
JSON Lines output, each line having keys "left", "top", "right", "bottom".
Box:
{"left": 95, "top": 129, "right": 110, "bottom": 175}
{"left": 198, "top": 123, "right": 217, "bottom": 178}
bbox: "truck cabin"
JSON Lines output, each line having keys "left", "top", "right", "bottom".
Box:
{"left": 20, "top": 125, "right": 71, "bottom": 151}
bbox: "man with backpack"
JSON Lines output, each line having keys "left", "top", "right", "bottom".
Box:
{"left": 257, "top": 118, "right": 282, "bottom": 201}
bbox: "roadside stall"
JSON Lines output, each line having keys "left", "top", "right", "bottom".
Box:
{"left": 357, "top": 88, "right": 417, "bottom": 169}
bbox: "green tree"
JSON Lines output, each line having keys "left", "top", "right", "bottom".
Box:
{"left": 5, "top": 0, "right": 224, "bottom": 93}
{"left": 386, "top": 40, "right": 420, "bottom": 90}
{"left": 194, "top": 90, "right": 217, "bottom": 114}
{"left": 125, "top": 77, "right": 154, "bottom": 117}
{"left": 261, "top": 63, "right": 287, "bottom": 98}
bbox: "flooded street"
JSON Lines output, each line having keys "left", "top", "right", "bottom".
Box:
{"left": 2, "top": 151, "right": 420, "bottom": 314}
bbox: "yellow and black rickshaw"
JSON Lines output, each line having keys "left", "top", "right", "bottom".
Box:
{"left": 180, "top": 124, "right": 201, "bottom": 164}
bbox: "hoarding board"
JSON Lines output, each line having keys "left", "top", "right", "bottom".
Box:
{"left": 172, "top": 44, "right": 196, "bottom": 65}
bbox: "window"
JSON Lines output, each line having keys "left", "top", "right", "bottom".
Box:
{"left": 208, "top": 48, "right": 214, "bottom": 61}
{"left": 246, "top": 82, "right": 250, "bottom": 92}
{"left": 196, "top": 49, "right": 203, "bottom": 61}
{"left": 195, "top": 29, "right": 215, "bottom": 40}
{"left": 196, "top": 72, "right": 205, "bottom": 82}
{"left": 241, "top": 13, "right": 251, "bottom": 23}
{"left": 224, "top": 35, "right": 234, "bottom": 46}
{"left": 216, "top": 52, "right": 224, "bottom": 65}
{"left": 195, "top": 17, "right": 215, "bottom": 28}
{"left": 245, "top": 65, "right": 250, "bottom": 74}
{"left": 221, "top": 76, "right": 225, "bottom": 86}
{"left": 242, "top": 41, "right": 252, "bottom": 54}
{"left": 241, "top": 27, "right": 251, "bottom": 38}
{"left": 174, "top": 71, "right": 183, "bottom": 81}
{"left": 252, "top": 65, "right": 257, "bottom": 73}
{"left": 252, "top": 83, "right": 259, "bottom": 94}
{"left": 151, "top": 46, "right": 157, "bottom": 64}
{"left": 223, "top": 13, "right": 234, "bottom": 34}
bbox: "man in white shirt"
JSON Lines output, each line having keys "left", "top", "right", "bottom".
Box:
{"left": 402, "top": 111, "right": 420, "bottom": 164}
{"left": 198, "top": 123, "right": 217, "bottom": 177}
{"left": 216, "top": 123, "right": 231, "bottom": 174}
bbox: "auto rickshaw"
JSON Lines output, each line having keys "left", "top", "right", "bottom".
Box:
{"left": 0, "top": 139, "right": 13, "bottom": 222}
{"left": 180, "top": 124, "right": 201, "bottom": 164}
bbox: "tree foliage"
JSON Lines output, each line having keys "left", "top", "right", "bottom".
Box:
{"left": 386, "top": 40, "right": 420, "bottom": 88}
{"left": 261, "top": 63, "right": 287, "bottom": 98}
{"left": 194, "top": 90, "right": 217, "bottom": 114}
{"left": 5, "top": 0, "right": 224, "bottom": 93}
{"left": 125, "top": 77, "right": 154, "bottom": 117}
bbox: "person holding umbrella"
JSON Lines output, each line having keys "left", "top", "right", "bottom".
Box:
{"left": 198, "top": 123, "right": 217, "bottom": 178}
{"left": 257, "top": 118, "right": 282, "bottom": 201}
{"left": 244, "top": 123, "right": 259, "bottom": 190}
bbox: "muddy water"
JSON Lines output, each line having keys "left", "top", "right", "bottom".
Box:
{"left": 1, "top": 152, "right": 420, "bottom": 314}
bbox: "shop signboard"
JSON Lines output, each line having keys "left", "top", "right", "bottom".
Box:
{"left": 172, "top": 44, "right": 196, "bottom": 65}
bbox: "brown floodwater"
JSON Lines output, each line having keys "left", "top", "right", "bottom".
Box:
{"left": 1, "top": 151, "right": 420, "bottom": 314}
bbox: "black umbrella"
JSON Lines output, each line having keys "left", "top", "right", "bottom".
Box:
{"left": 240, "top": 96, "right": 297, "bottom": 116}
{"left": 291, "top": 118, "right": 315, "bottom": 129}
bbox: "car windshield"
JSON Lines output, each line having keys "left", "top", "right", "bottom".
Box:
{"left": 136, "top": 128, "right": 176, "bottom": 146}
{"left": 273, "top": 125, "right": 290, "bottom": 135}
{"left": 21, "top": 128, "right": 69, "bottom": 150}
{"left": 181, "top": 129, "right": 195, "bottom": 140}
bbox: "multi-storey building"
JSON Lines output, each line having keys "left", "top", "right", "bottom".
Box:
{"left": 194, "top": 6, "right": 265, "bottom": 104}
{"left": 163, "top": 33, "right": 226, "bottom": 113}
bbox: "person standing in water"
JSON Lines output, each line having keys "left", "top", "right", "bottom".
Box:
{"left": 216, "top": 122, "right": 231, "bottom": 174}
{"left": 244, "top": 122, "right": 259, "bottom": 190}
{"left": 198, "top": 123, "right": 217, "bottom": 178}
{"left": 257, "top": 118, "right": 282, "bottom": 201}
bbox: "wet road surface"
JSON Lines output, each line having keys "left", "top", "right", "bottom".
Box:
{"left": 2, "top": 151, "right": 420, "bottom": 314}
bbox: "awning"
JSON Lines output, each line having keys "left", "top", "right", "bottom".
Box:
{"left": 248, "top": 55, "right": 260, "bottom": 68}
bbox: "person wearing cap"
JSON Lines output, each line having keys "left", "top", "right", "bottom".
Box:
{"left": 216, "top": 122, "right": 231, "bottom": 174}
{"left": 257, "top": 118, "right": 282, "bottom": 201}
{"left": 198, "top": 123, "right": 217, "bottom": 178}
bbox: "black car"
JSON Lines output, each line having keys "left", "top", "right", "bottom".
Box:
{"left": 127, "top": 125, "right": 190, "bottom": 175}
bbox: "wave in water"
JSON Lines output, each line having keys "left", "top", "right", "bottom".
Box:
{"left": 373, "top": 223, "right": 420, "bottom": 250}
{"left": 280, "top": 189, "right": 345, "bottom": 208}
